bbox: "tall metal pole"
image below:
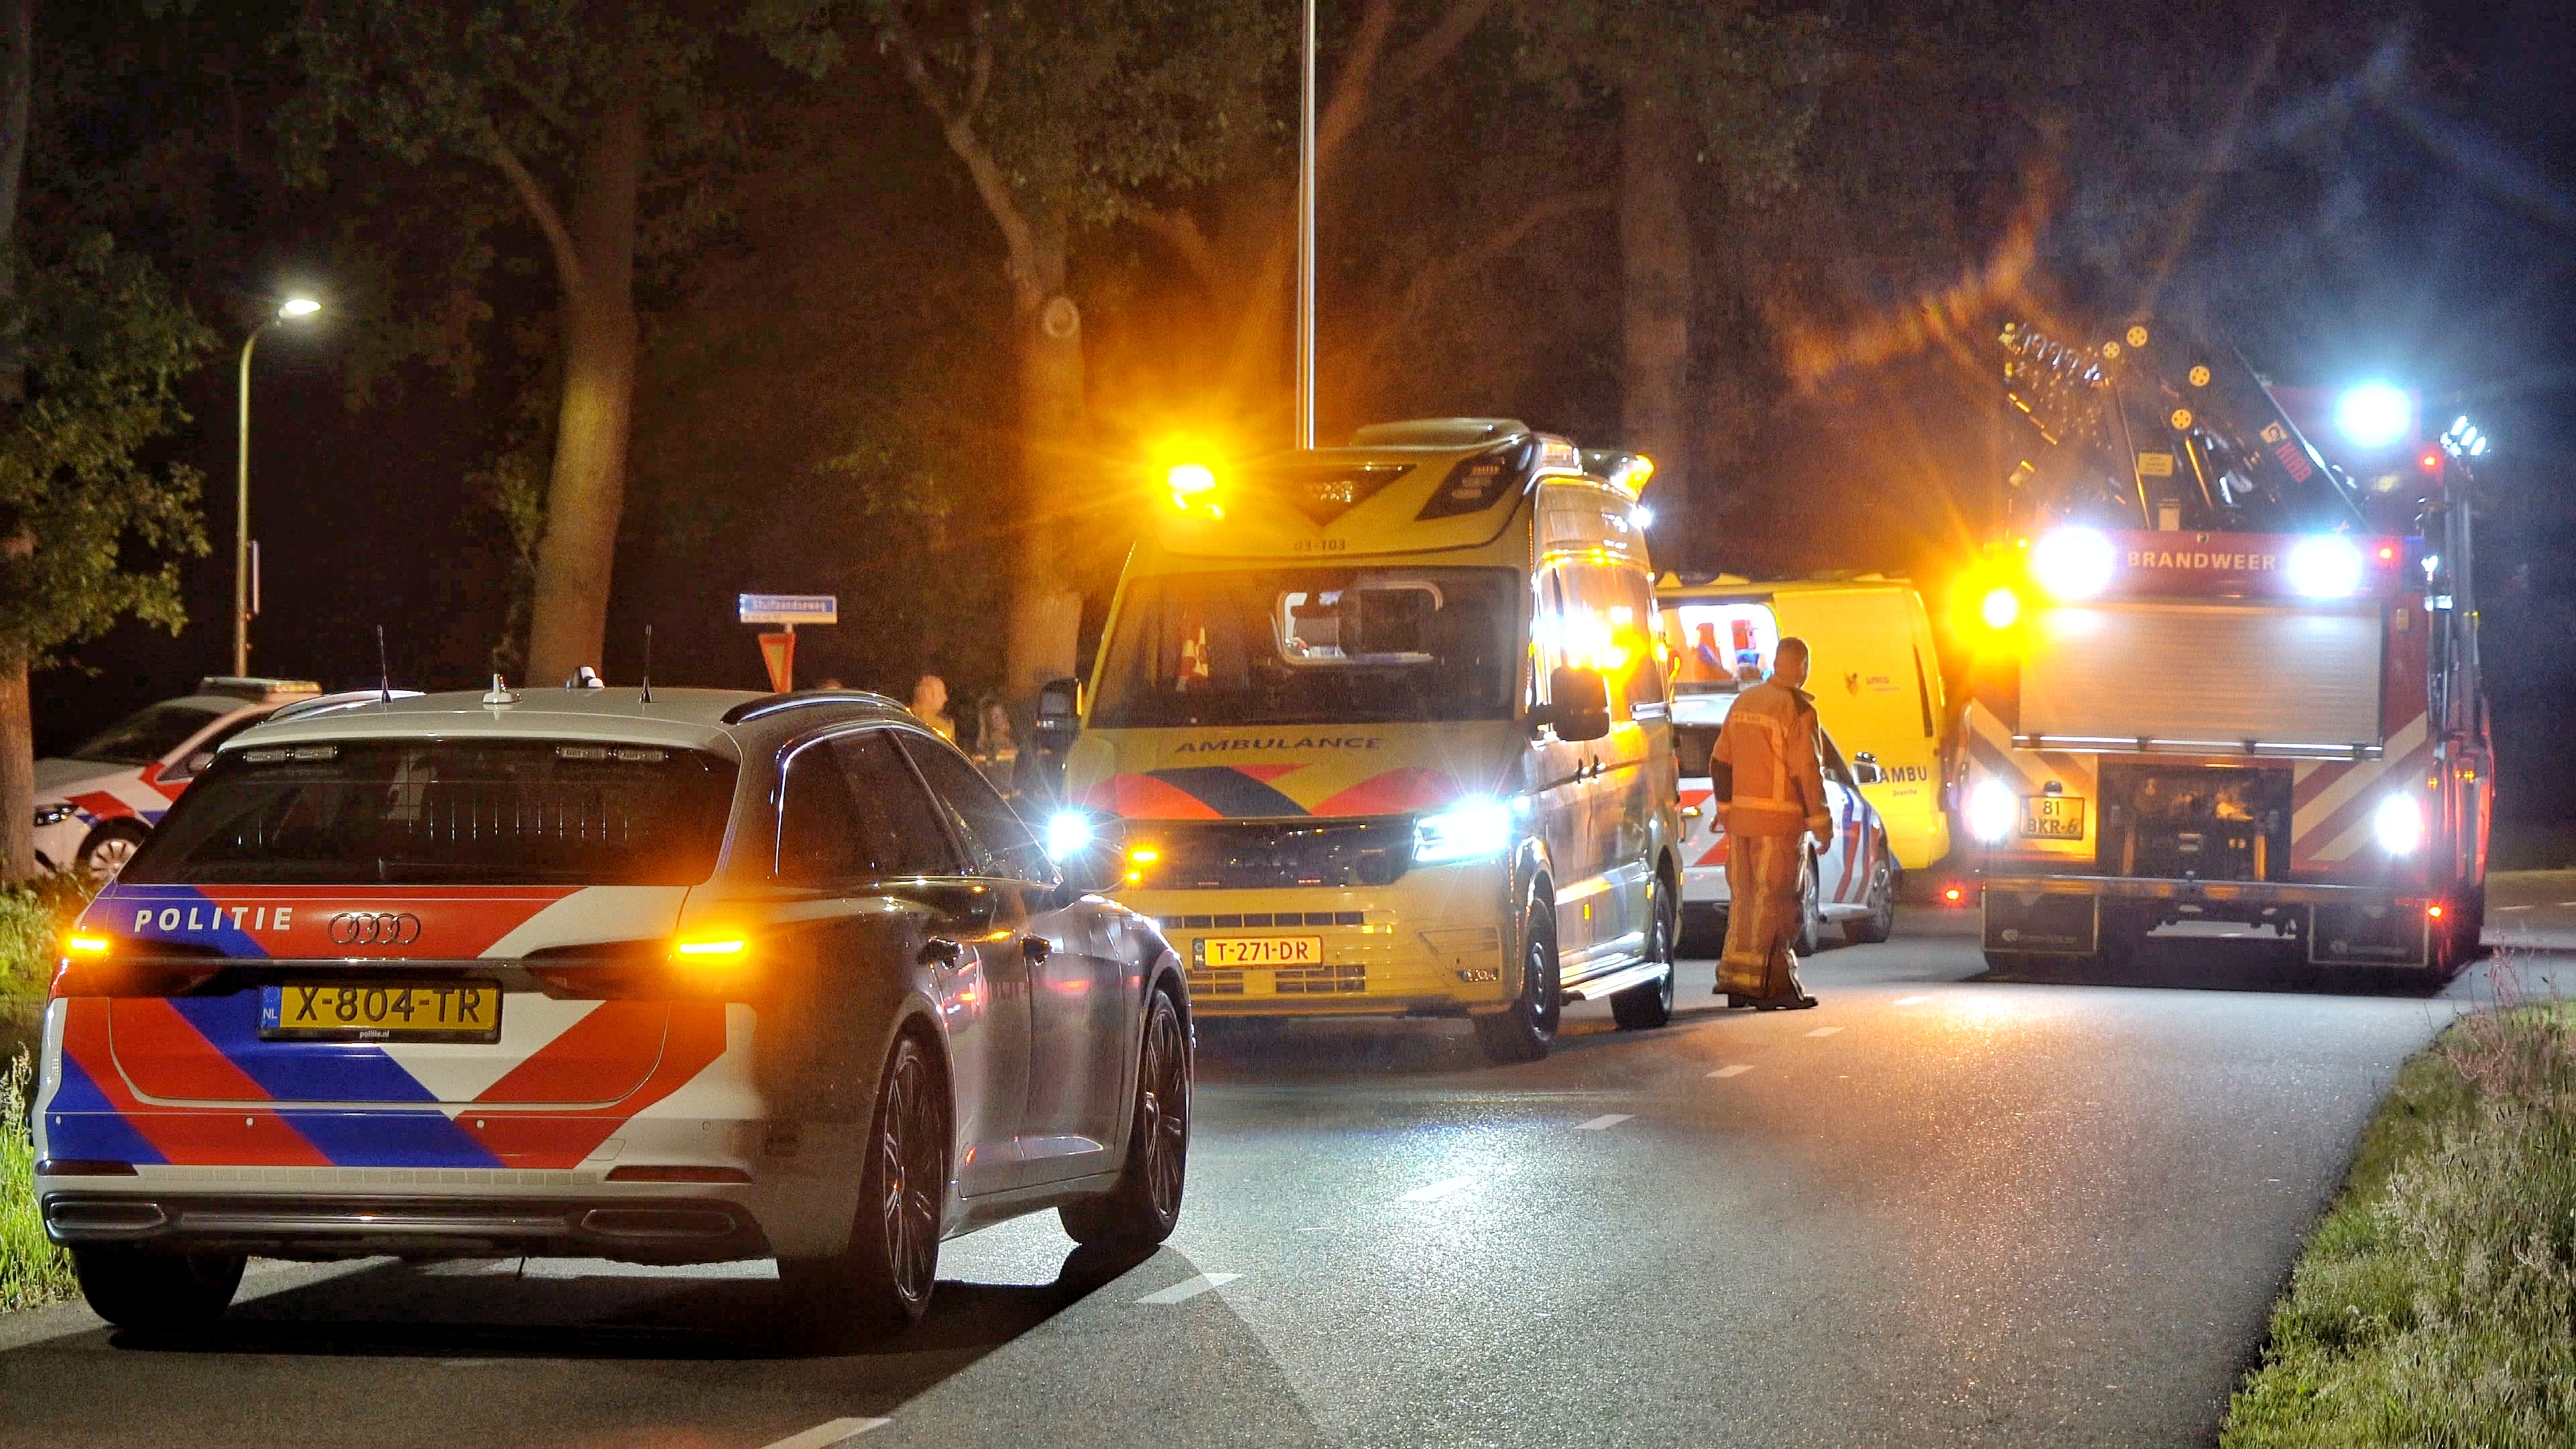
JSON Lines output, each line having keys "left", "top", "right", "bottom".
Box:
{"left": 234, "top": 325, "right": 264, "bottom": 678}
{"left": 1295, "top": 0, "right": 1317, "bottom": 450}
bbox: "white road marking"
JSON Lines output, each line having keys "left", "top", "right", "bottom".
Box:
{"left": 2497, "top": 904, "right": 2534, "bottom": 912}
{"left": 1805, "top": 1026, "right": 1842, "bottom": 1037}
{"left": 1574, "top": 1114, "right": 1633, "bottom": 1130}
{"left": 1136, "top": 1273, "right": 1240, "bottom": 1304}
{"left": 1707, "top": 1065, "right": 1754, "bottom": 1078}
{"left": 1397, "top": 1176, "right": 1473, "bottom": 1202}
{"left": 761, "top": 1417, "right": 890, "bottom": 1449}
{"left": 1892, "top": 995, "right": 1931, "bottom": 1006}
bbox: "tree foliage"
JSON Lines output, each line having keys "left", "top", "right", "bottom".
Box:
{"left": 0, "top": 231, "right": 211, "bottom": 663}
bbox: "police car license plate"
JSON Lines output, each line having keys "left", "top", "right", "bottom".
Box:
{"left": 2021, "top": 796, "right": 2087, "bottom": 839}
{"left": 260, "top": 981, "right": 502, "bottom": 1042}
{"left": 1199, "top": 936, "right": 1322, "bottom": 968}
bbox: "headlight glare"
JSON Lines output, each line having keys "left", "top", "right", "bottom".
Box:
{"left": 1044, "top": 810, "right": 1096, "bottom": 861}
{"left": 1413, "top": 796, "right": 1515, "bottom": 865}
{"left": 1966, "top": 779, "right": 2017, "bottom": 843}
{"left": 2372, "top": 793, "right": 2424, "bottom": 854}
{"left": 2031, "top": 528, "right": 2115, "bottom": 600}
{"left": 2288, "top": 536, "right": 2365, "bottom": 599}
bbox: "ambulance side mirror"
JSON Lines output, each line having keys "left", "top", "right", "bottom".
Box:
{"left": 1034, "top": 678, "right": 1082, "bottom": 749}
{"left": 1853, "top": 751, "right": 1885, "bottom": 786}
{"left": 1541, "top": 665, "right": 1611, "bottom": 743}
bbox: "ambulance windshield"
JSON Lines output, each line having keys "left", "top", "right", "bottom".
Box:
{"left": 1093, "top": 568, "right": 1518, "bottom": 728}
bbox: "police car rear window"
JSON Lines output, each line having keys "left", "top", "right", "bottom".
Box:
{"left": 121, "top": 740, "right": 738, "bottom": 886}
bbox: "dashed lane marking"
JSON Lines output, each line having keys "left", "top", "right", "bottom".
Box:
{"left": 1707, "top": 1065, "right": 1754, "bottom": 1078}
{"left": 1892, "top": 995, "right": 1931, "bottom": 1005}
{"left": 1397, "top": 1176, "right": 1473, "bottom": 1203}
{"left": 1136, "top": 1273, "right": 1240, "bottom": 1304}
{"left": 2497, "top": 904, "right": 2534, "bottom": 912}
{"left": 1805, "top": 1026, "right": 1842, "bottom": 1037}
{"left": 1575, "top": 1114, "right": 1634, "bottom": 1130}
{"left": 761, "top": 1417, "right": 890, "bottom": 1448}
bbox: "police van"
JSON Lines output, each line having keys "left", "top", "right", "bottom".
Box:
{"left": 1046, "top": 419, "right": 1684, "bottom": 1063}
{"left": 1656, "top": 575, "right": 1951, "bottom": 867}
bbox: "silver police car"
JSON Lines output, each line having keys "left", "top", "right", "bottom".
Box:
{"left": 36, "top": 684, "right": 1189, "bottom": 1340}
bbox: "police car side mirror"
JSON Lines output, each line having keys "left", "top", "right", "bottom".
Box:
{"left": 1542, "top": 665, "right": 1611, "bottom": 743}
{"left": 1034, "top": 677, "right": 1082, "bottom": 750}
{"left": 1853, "top": 751, "right": 1885, "bottom": 786}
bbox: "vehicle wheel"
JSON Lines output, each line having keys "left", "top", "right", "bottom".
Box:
{"left": 1843, "top": 847, "right": 1896, "bottom": 946}
{"left": 70, "top": 1246, "right": 244, "bottom": 1332}
{"left": 1061, "top": 985, "right": 1190, "bottom": 1248}
{"left": 1792, "top": 857, "right": 1824, "bottom": 957}
{"left": 74, "top": 821, "right": 150, "bottom": 884}
{"left": 779, "top": 1031, "right": 947, "bottom": 1343}
{"left": 1475, "top": 894, "right": 1560, "bottom": 1064}
{"left": 1611, "top": 880, "right": 1677, "bottom": 1031}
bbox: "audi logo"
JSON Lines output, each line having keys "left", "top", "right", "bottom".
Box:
{"left": 329, "top": 911, "right": 423, "bottom": 947}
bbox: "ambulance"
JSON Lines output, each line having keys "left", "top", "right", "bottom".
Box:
{"left": 1656, "top": 576, "right": 1951, "bottom": 867}
{"left": 1046, "top": 419, "right": 1684, "bottom": 1064}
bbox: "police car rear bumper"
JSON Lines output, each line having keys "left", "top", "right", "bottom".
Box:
{"left": 40, "top": 1191, "right": 773, "bottom": 1264}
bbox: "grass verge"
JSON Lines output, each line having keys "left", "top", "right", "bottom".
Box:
{"left": 1, "top": 875, "right": 89, "bottom": 1313}
{"left": 2223, "top": 996, "right": 2576, "bottom": 1446}
{"left": 2, "top": 1049, "right": 75, "bottom": 1312}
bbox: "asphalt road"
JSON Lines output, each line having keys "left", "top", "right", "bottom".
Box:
{"left": 8, "top": 885, "right": 2571, "bottom": 1449}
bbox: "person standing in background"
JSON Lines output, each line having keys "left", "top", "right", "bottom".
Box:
{"left": 909, "top": 674, "right": 957, "bottom": 741}
{"left": 1709, "top": 636, "right": 1833, "bottom": 1010}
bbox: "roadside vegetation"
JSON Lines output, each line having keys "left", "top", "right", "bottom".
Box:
{"left": 2225, "top": 988, "right": 2576, "bottom": 1446}
{"left": 1, "top": 875, "right": 88, "bottom": 1313}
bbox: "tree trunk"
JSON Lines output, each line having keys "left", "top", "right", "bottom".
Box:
{"left": 1619, "top": 66, "right": 1695, "bottom": 569}
{"left": 1004, "top": 226, "right": 1087, "bottom": 705}
{"left": 0, "top": 654, "right": 29, "bottom": 879}
{"left": 523, "top": 99, "right": 643, "bottom": 688}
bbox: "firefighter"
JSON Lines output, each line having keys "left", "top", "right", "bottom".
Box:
{"left": 1710, "top": 635, "right": 1833, "bottom": 1010}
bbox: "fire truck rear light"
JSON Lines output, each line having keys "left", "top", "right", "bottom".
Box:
{"left": 1966, "top": 780, "right": 2017, "bottom": 843}
{"left": 2372, "top": 794, "right": 2424, "bottom": 855}
{"left": 1942, "top": 884, "right": 1966, "bottom": 905}
{"left": 2426, "top": 903, "right": 2445, "bottom": 920}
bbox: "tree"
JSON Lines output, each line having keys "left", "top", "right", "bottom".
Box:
{"left": 277, "top": 2, "right": 831, "bottom": 686}
{"left": 0, "top": 235, "right": 215, "bottom": 877}
{"left": 1515, "top": 1, "right": 1825, "bottom": 568}
{"left": 773, "top": 0, "right": 1289, "bottom": 707}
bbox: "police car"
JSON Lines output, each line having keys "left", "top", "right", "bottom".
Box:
{"left": 34, "top": 683, "right": 1189, "bottom": 1340}
{"left": 1673, "top": 690, "right": 1898, "bottom": 954}
{"left": 34, "top": 678, "right": 322, "bottom": 881}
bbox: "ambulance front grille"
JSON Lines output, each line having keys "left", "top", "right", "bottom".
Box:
{"left": 1130, "top": 818, "right": 1413, "bottom": 890}
{"left": 1273, "top": 963, "right": 1368, "bottom": 995}
{"left": 1185, "top": 968, "right": 1246, "bottom": 996}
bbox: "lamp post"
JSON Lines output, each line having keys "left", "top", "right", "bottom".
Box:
{"left": 235, "top": 297, "right": 321, "bottom": 676}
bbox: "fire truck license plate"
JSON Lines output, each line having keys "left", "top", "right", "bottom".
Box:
{"left": 2021, "top": 796, "right": 2087, "bottom": 839}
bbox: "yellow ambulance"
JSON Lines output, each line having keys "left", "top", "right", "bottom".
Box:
{"left": 1656, "top": 574, "right": 1953, "bottom": 867}
{"left": 1046, "top": 419, "right": 1684, "bottom": 1063}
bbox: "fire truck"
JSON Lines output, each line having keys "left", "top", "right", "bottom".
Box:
{"left": 1957, "top": 318, "right": 2491, "bottom": 977}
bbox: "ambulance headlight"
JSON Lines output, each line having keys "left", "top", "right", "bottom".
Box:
{"left": 2031, "top": 527, "right": 2115, "bottom": 600}
{"left": 1966, "top": 780, "right": 2017, "bottom": 844}
{"left": 1413, "top": 797, "right": 1516, "bottom": 865}
{"left": 1044, "top": 810, "right": 1097, "bottom": 861}
{"left": 2288, "top": 535, "right": 2365, "bottom": 599}
{"left": 2372, "top": 793, "right": 2424, "bottom": 855}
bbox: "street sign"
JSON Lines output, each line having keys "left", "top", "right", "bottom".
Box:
{"left": 738, "top": 593, "right": 839, "bottom": 626}
{"left": 758, "top": 631, "right": 796, "bottom": 692}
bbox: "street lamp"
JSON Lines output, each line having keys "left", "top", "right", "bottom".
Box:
{"left": 235, "top": 296, "right": 321, "bottom": 676}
